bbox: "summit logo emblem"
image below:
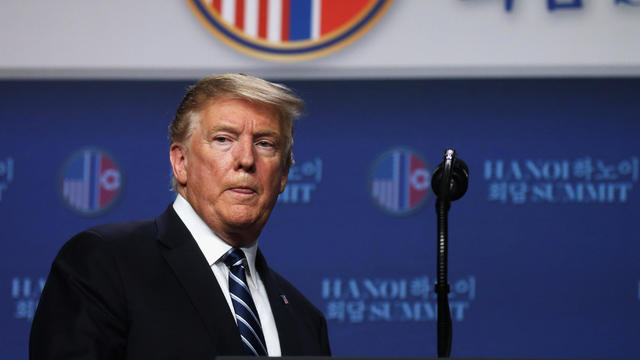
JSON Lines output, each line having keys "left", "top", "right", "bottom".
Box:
{"left": 187, "top": 0, "right": 394, "bottom": 61}
{"left": 369, "top": 148, "right": 430, "bottom": 216}
{"left": 59, "top": 149, "right": 122, "bottom": 216}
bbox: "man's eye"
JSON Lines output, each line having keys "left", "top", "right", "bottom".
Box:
{"left": 257, "top": 141, "right": 273, "bottom": 147}
{"left": 214, "top": 137, "right": 228, "bottom": 143}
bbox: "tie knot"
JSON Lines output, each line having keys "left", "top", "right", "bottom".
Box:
{"left": 223, "top": 248, "right": 246, "bottom": 268}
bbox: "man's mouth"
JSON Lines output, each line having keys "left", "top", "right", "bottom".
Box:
{"left": 228, "top": 186, "right": 256, "bottom": 195}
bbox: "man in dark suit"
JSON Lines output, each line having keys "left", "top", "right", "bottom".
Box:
{"left": 30, "top": 74, "right": 331, "bottom": 359}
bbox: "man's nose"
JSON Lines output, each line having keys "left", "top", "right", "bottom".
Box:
{"left": 234, "top": 137, "right": 256, "bottom": 172}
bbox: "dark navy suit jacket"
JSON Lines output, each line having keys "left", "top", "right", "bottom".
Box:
{"left": 30, "top": 206, "right": 331, "bottom": 359}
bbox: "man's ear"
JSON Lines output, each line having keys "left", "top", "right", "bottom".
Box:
{"left": 279, "top": 161, "right": 289, "bottom": 194}
{"left": 279, "top": 172, "right": 288, "bottom": 194}
{"left": 170, "top": 143, "right": 188, "bottom": 186}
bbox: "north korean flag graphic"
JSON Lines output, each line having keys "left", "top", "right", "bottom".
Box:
{"left": 188, "top": 0, "right": 394, "bottom": 60}
{"left": 60, "top": 149, "right": 122, "bottom": 216}
{"left": 370, "top": 148, "right": 430, "bottom": 215}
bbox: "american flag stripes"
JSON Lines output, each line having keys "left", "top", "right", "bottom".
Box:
{"left": 210, "top": 0, "right": 375, "bottom": 42}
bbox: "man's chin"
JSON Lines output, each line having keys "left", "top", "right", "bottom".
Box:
{"left": 218, "top": 213, "right": 266, "bottom": 234}
{"left": 224, "top": 218, "right": 258, "bottom": 230}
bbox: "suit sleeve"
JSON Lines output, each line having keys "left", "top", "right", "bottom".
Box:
{"left": 29, "top": 231, "right": 128, "bottom": 360}
{"left": 318, "top": 311, "right": 332, "bottom": 355}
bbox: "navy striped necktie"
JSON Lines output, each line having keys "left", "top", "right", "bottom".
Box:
{"left": 223, "top": 248, "right": 267, "bottom": 356}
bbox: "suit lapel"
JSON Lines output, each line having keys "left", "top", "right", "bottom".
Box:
{"left": 256, "top": 250, "right": 303, "bottom": 355}
{"left": 155, "top": 206, "right": 243, "bottom": 355}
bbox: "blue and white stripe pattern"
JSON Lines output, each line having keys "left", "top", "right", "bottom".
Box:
{"left": 62, "top": 150, "right": 101, "bottom": 212}
{"left": 372, "top": 150, "right": 406, "bottom": 212}
{"left": 223, "top": 248, "right": 267, "bottom": 356}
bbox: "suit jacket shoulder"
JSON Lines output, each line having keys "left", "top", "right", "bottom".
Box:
{"left": 30, "top": 207, "right": 239, "bottom": 359}
{"left": 29, "top": 221, "right": 142, "bottom": 359}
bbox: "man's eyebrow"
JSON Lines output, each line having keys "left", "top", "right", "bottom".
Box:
{"left": 253, "top": 130, "right": 281, "bottom": 139}
{"left": 206, "top": 125, "right": 240, "bottom": 137}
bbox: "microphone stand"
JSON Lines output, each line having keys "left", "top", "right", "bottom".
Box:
{"left": 435, "top": 196, "right": 452, "bottom": 358}
{"left": 435, "top": 151, "right": 454, "bottom": 358}
{"left": 431, "top": 148, "right": 468, "bottom": 358}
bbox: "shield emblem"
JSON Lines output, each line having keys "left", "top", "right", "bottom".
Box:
{"left": 187, "top": 0, "right": 394, "bottom": 61}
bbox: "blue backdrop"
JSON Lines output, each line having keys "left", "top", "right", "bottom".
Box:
{"left": 1, "top": 78, "right": 639, "bottom": 358}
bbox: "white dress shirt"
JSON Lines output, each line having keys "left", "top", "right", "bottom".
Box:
{"left": 173, "top": 194, "right": 281, "bottom": 356}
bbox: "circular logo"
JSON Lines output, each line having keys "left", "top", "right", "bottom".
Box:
{"left": 369, "top": 148, "right": 430, "bottom": 215}
{"left": 187, "top": 0, "right": 394, "bottom": 61}
{"left": 59, "top": 148, "right": 123, "bottom": 216}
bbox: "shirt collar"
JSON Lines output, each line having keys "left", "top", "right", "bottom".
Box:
{"left": 172, "top": 194, "right": 259, "bottom": 287}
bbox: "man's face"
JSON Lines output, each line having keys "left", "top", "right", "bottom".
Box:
{"left": 171, "top": 97, "right": 289, "bottom": 246}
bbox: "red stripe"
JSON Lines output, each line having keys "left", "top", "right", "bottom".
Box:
{"left": 321, "top": 0, "right": 373, "bottom": 35}
{"left": 98, "top": 156, "right": 118, "bottom": 207}
{"left": 258, "top": 0, "right": 268, "bottom": 39}
{"left": 235, "top": 0, "right": 245, "bottom": 30}
{"left": 212, "top": 0, "right": 221, "bottom": 14}
{"left": 409, "top": 156, "right": 427, "bottom": 207}
{"left": 281, "top": 0, "right": 290, "bottom": 41}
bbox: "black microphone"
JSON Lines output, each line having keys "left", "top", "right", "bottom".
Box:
{"left": 431, "top": 149, "right": 469, "bottom": 201}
